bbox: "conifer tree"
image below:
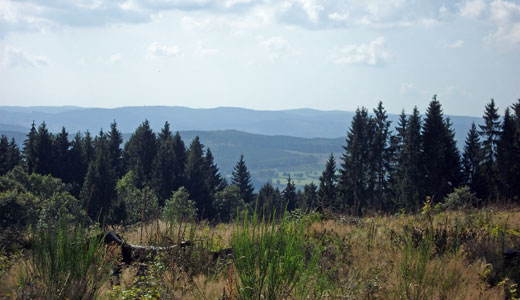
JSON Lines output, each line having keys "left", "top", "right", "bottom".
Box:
{"left": 204, "top": 148, "right": 225, "bottom": 195}
{"left": 0, "top": 136, "right": 9, "bottom": 175}
{"left": 338, "top": 107, "right": 374, "bottom": 215}
{"left": 34, "top": 122, "right": 54, "bottom": 175}
{"left": 302, "top": 182, "right": 318, "bottom": 212}
{"left": 372, "top": 101, "right": 392, "bottom": 211}
{"left": 231, "top": 154, "right": 255, "bottom": 204}
{"left": 7, "top": 138, "right": 21, "bottom": 172}
{"left": 68, "top": 132, "right": 87, "bottom": 197}
{"left": 184, "top": 136, "right": 212, "bottom": 218}
{"left": 479, "top": 99, "right": 501, "bottom": 200}
{"left": 108, "top": 121, "right": 124, "bottom": 178}
{"left": 497, "top": 108, "right": 516, "bottom": 200}
{"left": 171, "top": 132, "right": 187, "bottom": 190}
{"left": 399, "top": 107, "right": 423, "bottom": 210}
{"left": 256, "top": 182, "right": 282, "bottom": 218}
{"left": 462, "top": 123, "right": 485, "bottom": 199}
{"left": 512, "top": 99, "right": 520, "bottom": 201}
{"left": 24, "top": 122, "right": 37, "bottom": 174}
{"left": 318, "top": 153, "right": 337, "bottom": 210}
{"left": 152, "top": 122, "right": 180, "bottom": 206}
{"left": 52, "top": 127, "right": 70, "bottom": 181}
{"left": 80, "top": 130, "right": 117, "bottom": 224}
{"left": 124, "top": 120, "right": 157, "bottom": 187}
{"left": 422, "top": 96, "right": 460, "bottom": 202}
{"left": 282, "top": 175, "right": 297, "bottom": 211}
{"left": 82, "top": 130, "right": 95, "bottom": 165}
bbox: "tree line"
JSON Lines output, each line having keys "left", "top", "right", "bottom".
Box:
{"left": 1, "top": 96, "right": 519, "bottom": 225}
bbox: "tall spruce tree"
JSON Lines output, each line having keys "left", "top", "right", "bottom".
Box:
{"left": 52, "top": 127, "right": 70, "bottom": 181}
{"left": 422, "top": 96, "right": 460, "bottom": 202}
{"left": 83, "top": 130, "right": 95, "bottom": 165}
{"left": 282, "top": 175, "right": 297, "bottom": 211}
{"left": 372, "top": 101, "right": 392, "bottom": 211}
{"left": 171, "top": 132, "right": 187, "bottom": 190}
{"left": 318, "top": 153, "right": 337, "bottom": 210}
{"left": 512, "top": 99, "right": 520, "bottom": 201}
{"left": 24, "top": 122, "right": 37, "bottom": 174}
{"left": 231, "top": 154, "right": 255, "bottom": 204}
{"left": 479, "top": 99, "right": 501, "bottom": 201}
{"left": 184, "top": 137, "right": 213, "bottom": 218}
{"left": 204, "top": 148, "right": 225, "bottom": 195}
{"left": 302, "top": 182, "right": 318, "bottom": 212}
{"left": 124, "top": 120, "right": 157, "bottom": 188}
{"left": 152, "top": 122, "right": 176, "bottom": 206}
{"left": 0, "top": 136, "right": 21, "bottom": 175}
{"left": 339, "top": 107, "right": 374, "bottom": 215}
{"left": 462, "top": 123, "right": 485, "bottom": 199}
{"left": 33, "top": 122, "right": 54, "bottom": 175}
{"left": 108, "top": 121, "right": 124, "bottom": 178}
{"left": 400, "top": 107, "right": 423, "bottom": 210}
{"left": 256, "top": 182, "right": 282, "bottom": 218}
{"left": 80, "top": 130, "right": 117, "bottom": 224}
{"left": 68, "top": 132, "right": 87, "bottom": 197}
{"left": 497, "top": 108, "right": 516, "bottom": 200}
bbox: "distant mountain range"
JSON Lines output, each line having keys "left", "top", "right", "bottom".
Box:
{"left": 0, "top": 106, "right": 483, "bottom": 189}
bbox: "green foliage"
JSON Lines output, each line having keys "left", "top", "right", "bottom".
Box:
{"left": 232, "top": 211, "right": 322, "bottom": 300}
{"left": 213, "top": 185, "right": 245, "bottom": 222}
{"left": 108, "top": 257, "right": 165, "bottom": 300}
{"left": 162, "top": 186, "right": 197, "bottom": 224}
{"left": 116, "top": 171, "right": 159, "bottom": 225}
{"left": 437, "top": 186, "right": 481, "bottom": 211}
{"left": 19, "top": 222, "right": 109, "bottom": 300}
{"left": 318, "top": 153, "right": 337, "bottom": 210}
{"left": 232, "top": 154, "right": 255, "bottom": 204}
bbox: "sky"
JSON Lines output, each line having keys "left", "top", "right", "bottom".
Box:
{"left": 0, "top": 0, "right": 519, "bottom": 117}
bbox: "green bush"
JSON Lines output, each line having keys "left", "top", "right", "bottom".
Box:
{"left": 162, "top": 186, "right": 197, "bottom": 224}
{"left": 437, "top": 186, "right": 480, "bottom": 211}
{"left": 232, "top": 211, "right": 322, "bottom": 300}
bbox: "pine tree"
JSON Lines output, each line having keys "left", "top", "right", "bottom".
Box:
{"left": 318, "top": 153, "right": 337, "bottom": 210}
{"left": 171, "top": 132, "right": 187, "bottom": 190}
{"left": 399, "top": 107, "right": 423, "bottom": 210}
{"left": 108, "top": 121, "right": 124, "bottom": 178}
{"left": 24, "top": 122, "right": 37, "bottom": 174}
{"left": 302, "top": 182, "right": 318, "bottom": 212}
{"left": 80, "top": 130, "right": 117, "bottom": 224}
{"left": 82, "top": 130, "right": 95, "bottom": 165}
{"left": 462, "top": 123, "right": 485, "bottom": 200}
{"left": 231, "top": 154, "right": 255, "bottom": 204}
{"left": 338, "top": 107, "right": 374, "bottom": 215}
{"left": 34, "top": 122, "right": 54, "bottom": 175}
{"left": 184, "top": 136, "right": 212, "bottom": 218}
{"left": 372, "top": 101, "right": 392, "bottom": 211}
{"left": 152, "top": 122, "right": 185, "bottom": 206}
{"left": 0, "top": 136, "right": 9, "bottom": 175}
{"left": 204, "top": 148, "right": 225, "bottom": 195}
{"left": 512, "top": 99, "right": 520, "bottom": 201}
{"left": 282, "top": 175, "right": 297, "bottom": 211}
{"left": 256, "top": 182, "right": 282, "bottom": 218}
{"left": 52, "top": 127, "right": 70, "bottom": 181}
{"left": 68, "top": 132, "right": 87, "bottom": 197}
{"left": 479, "top": 99, "right": 501, "bottom": 201}
{"left": 124, "top": 120, "right": 157, "bottom": 188}
{"left": 422, "top": 96, "right": 460, "bottom": 202}
{"left": 497, "top": 108, "right": 516, "bottom": 200}
{"left": 7, "top": 138, "right": 21, "bottom": 172}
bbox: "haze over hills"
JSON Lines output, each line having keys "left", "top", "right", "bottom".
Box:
{"left": 0, "top": 105, "right": 482, "bottom": 189}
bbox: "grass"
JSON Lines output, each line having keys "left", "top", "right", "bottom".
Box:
{"left": 2, "top": 205, "right": 520, "bottom": 299}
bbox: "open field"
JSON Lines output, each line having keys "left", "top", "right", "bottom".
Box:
{"left": 2, "top": 205, "right": 520, "bottom": 300}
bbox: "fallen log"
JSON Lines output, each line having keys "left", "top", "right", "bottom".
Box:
{"left": 100, "top": 231, "right": 231, "bottom": 264}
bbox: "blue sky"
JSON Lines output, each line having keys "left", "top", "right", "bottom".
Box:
{"left": 0, "top": 0, "right": 519, "bottom": 116}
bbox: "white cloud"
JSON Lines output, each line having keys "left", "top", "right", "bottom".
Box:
{"left": 109, "top": 53, "right": 123, "bottom": 64}
{"left": 328, "top": 12, "right": 349, "bottom": 22}
{"left": 488, "top": 0, "right": 520, "bottom": 47}
{"left": 196, "top": 41, "right": 219, "bottom": 56}
{"left": 2, "top": 46, "right": 49, "bottom": 68}
{"left": 445, "top": 40, "right": 464, "bottom": 48}
{"left": 459, "top": 0, "right": 487, "bottom": 18}
{"left": 330, "top": 36, "right": 390, "bottom": 66}
{"left": 258, "top": 36, "right": 298, "bottom": 61}
{"left": 297, "top": 0, "right": 324, "bottom": 23}
{"left": 146, "top": 42, "right": 181, "bottom": 59}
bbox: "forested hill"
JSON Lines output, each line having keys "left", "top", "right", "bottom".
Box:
{"left": 0, "top": 127, "right": 343, "bottom": 189}
{"left": 0, "top": 105, "right": 481, "bottom": 142}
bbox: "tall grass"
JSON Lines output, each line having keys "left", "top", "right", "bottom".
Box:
{"left": 19, "top": 222, "right": 109, "bottom": 300}
{"left": 232, "top": 210, "right": 322, "bottom": 300}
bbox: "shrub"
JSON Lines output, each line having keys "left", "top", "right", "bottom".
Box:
{"left": 162, "top": 187, "right": 197, "bottom": 224}
{"left": 437, "top": 186, "right": 480, "bottom": 211}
